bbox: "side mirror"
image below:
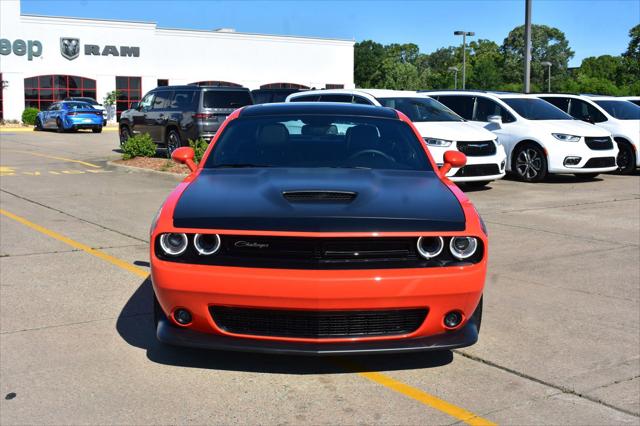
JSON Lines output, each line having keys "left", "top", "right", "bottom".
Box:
{"left": 488, "top": 115, "right": 502, "bottom": 125}
{"left": 440, "top": 150, "right": 467, "bottom": 177}
{"left": 171, "top": 147, "right": 197, "bottom": 172}
{"left": 130, "top": 101, "right": 139, "bottom": 110}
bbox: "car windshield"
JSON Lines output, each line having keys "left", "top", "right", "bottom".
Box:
{"left": 65, "top": 102, "right": 95, "bottom": 110}
{"left": 205, "top": 114, "right": 432, "bottom": 171}
{"left": 503, "top": 98, "right": 573, "bottom": 120}
{"left": 203, "top": 90, "right": 253, "bottom": 109}
{"left": 594, "top": 100, "right": 640, "bottom": 120}
{"left": 376, "top": 97, "right": 463, "bottom": 122}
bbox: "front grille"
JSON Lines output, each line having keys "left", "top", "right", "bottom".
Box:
{"left": 154, "top": 235, "right": 485, "bottom": 269}
{"left": 585, "top": 137, "right": 614, "bottom": 150}
{"left": 583, "top": 157, "right": 616, "bottom": 168}
{"left": 456, "top": 141, "right": 497, "bottom": 156}
{"left": 283, "top": 191, "right": 356, "bottom": 202}
{"left": 210, "top": 306, "right": 428, "bottom": 338}
{"left": 453, "top": 164, "right": 500, "bottom": 177}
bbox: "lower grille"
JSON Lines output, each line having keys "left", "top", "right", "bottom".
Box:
{"left": 456, "top": 141, "right": 497, "bottom": 156}
{"left": 454, "top": 163, "right": 500, "bottom": 177}
{"left": 585, "top": 137, "right": 614, "bottom": 150}
{"left": 210, "top": 306, "right": 428, "bottom": 338}
{"left": 583, "top": 157, "right": 616, "bottom": 168}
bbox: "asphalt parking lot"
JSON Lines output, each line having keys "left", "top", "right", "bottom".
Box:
{"left": 0, "top": 128, "right": 638, "bottom": 425}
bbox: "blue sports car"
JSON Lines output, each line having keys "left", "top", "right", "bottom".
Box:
{"left": 35, "top": 101, "right": 103, "bottom": 133}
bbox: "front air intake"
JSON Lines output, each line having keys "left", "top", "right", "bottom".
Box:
{"left": 283, "top": 190, "right": 357, "bottom": 202}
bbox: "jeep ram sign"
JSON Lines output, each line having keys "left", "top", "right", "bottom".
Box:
{"left": 0, "top": 37, "right": 140, "bottom": 61}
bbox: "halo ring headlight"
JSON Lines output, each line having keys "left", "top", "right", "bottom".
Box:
{"left": 450, "top": 237, "right": 478, "bottom": 260}
{"left": 159, "top": 233, "right": 188, "bottom": 256}
{"left": 417, "top": 236, "right": 444, "bottom": 259}
{"left": 194, "top": 233, "right": 221, "bottom": 256}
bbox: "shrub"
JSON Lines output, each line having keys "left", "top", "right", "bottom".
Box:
{"left": 21, "top": 108, "right": 39, "bottom": 125}
{"left": 189, "top": 137, "right": 209, "bottom": 164}
{"left": 122, "top": 133, "right": 157, "bottom": 160}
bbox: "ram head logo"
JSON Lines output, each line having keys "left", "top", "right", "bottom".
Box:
{"left": 60, "top": 38, "right": 80, "bottom": 60}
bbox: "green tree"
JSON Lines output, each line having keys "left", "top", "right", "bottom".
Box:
{"left": 501, "top": 24, "right": 574, "bottom": 91}
{"left": 468, "top": 39, "right": 503, "bottom": 89}
{"left": 623, "top": 24, "right": 640, "bottom": 62}
{"left": 354, "top": 40, "right": 385, "bottom": 87}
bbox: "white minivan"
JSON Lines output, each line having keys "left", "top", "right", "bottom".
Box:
{"left": 427, "top": 91, "right": 618, "bottom": 182}
{"left": 286, "top": 89, "right": 506, "bottom": 187}
{"left": 537, "top": 94, "right": 639, "bottom": 174}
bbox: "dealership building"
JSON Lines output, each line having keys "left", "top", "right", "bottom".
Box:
{"left": 0, "top": 0, "right": 354, "bottom": 121}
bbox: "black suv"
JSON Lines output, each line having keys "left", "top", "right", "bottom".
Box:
{"left": 119, "top": 85, "right": 253, "bottom": 156}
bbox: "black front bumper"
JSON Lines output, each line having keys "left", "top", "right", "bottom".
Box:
{"left": 156, "top": 315, "right": 479, "bottom": 356}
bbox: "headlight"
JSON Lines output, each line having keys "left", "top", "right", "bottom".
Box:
{"left": 449, "top": 237, "right": 478, "bottom": 260}
{"left": 552, "top": 133, "right": 581, "bottom": 142}
{"left": 194, "top": 233, "right": 221, "bottom": 256}
{"left": 416, "top": 236, "right": 444, "bottom": 259}
{"left": 159, "top": 233, "right": 188, "bottom": 256}
{"left": 424, "top": 138, "right": 453, "bottom": 147}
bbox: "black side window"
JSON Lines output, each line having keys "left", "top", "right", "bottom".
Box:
{"left": 289, "top": 95, "right": 321, "bottom": 102}
{"left": 353, "top": 96, "right": 373, "bottom": 105}
{"left": 152, "top": 91, "right": 172, "bottom": 110}
{"left": 170, "top": 90, "right": 197, "bottom": 110}
{"left": 569, "top": 99, "right": 607, "bottom": 123}
{"left": 437, "top": 96, "right": 474, "bottom": 119}
{"left": 542, "top": 97, "right": 570, "bottom": 112}
{"left": 318, "top": 94, "right": 354, "bottom": 103}
{"left": 474, "top": 97, "right": 516, "bottom": 123}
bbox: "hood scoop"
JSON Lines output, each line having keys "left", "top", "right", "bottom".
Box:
{"left": 283, "top": 190, "right": 357, "bottom": 203}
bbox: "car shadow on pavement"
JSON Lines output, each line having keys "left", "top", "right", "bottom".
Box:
{"left": 116, "top": 278, "right": 454, "bottom": 374}
{"left": 503, "top": 174, "right": 604, "bottom": 184}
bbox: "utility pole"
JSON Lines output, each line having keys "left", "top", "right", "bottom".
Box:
{"left": 448, "top": 66, "right": 459, "bottom": 89}
{"left": 523, "top": 0, "right": 532, "bottom": 93}
{"left": 541, "top": 61, "right": 552, "bottom": 92}
{"left": 454, "top": 31, "right": 475, "bottom": 89}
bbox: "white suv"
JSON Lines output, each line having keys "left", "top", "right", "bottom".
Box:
{"left": 286, "top": 89, "right": 506, "bottom": 187}
{"left": 536, "top": 94, "right": 639, "bottom": 174}
{"left": 427, "top": 91, "right": 618, "bottom": 182}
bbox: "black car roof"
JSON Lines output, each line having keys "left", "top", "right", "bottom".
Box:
{"left": 239, "top": 102, "right": 399, "bottom": 118}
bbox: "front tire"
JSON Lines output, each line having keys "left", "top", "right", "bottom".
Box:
{"left": 614, "top": 141, "right": 635, "bottom": 174}
{"left": 34, "top": 117, "right": 43, "bottom": 131}
{"left": 56, "top": 118, "right": 65, "bottom": 133}
{"left": 92, "top": 126, "right": 103, "bottom": 134}
{"left": 119, "top": 126, "right": 131, "bottom": 147}
{"left": 513, "top": 143, "right": 547, "bottom": 182}
{"left": 166, "top": 129, "right": 182, "bottom": 158}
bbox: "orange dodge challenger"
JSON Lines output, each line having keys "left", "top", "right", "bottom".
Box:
{"left": 150, "top": 102, "right": 487, "bottom": 355}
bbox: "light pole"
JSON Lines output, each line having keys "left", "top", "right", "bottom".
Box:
{"left": 541, "top": 61, "right": 552, "bottom": 92}
{"left": 454, "top": 30, "right": 475, "bottom": 89}
{"left": 448, "top": 66, "right": 459, "bottom": 89}
{"left": 524, "top": 0, "right": 532, "bottom": 93}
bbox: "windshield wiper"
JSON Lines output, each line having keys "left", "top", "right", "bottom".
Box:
{"left": 214, "top": 163, "right": 272, "bottom": 168}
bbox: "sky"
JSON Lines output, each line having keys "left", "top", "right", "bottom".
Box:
{"left": 20, "top": 0, "right": 639, "bottom": 67}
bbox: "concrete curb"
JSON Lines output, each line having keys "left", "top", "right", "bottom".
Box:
{"left": 106, "top": 160, "right": 188, "bottom": 180}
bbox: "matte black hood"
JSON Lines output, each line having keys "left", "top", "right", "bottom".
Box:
{"left": 173, "top": 168, "right": 465, "bottom": 232}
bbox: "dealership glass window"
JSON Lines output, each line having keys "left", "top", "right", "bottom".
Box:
{"left": 260, "top": 83, "right": 309, "bottom": 90}
{"left": 190, "top": 81, "right": 242, "bottom": 87}
{"left": 157, "top": 79, "right": 169, "bottom": 87}
{"left": 325, "top": 84, "right": 345, "bottom": 89}
{"left": 23, "top": 75, "right": 97, "bottom": 111}
{"left": 115, "top": 76, "right": 142, "bottom": 120}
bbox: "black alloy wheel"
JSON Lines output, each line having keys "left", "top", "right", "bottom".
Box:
{"left": 514, "top": 144, "right": 547, "bottom": 182}
{"left": 615, "top": 141, "right": 635, "bottom": 174}
{"left": 166, "top": 130, "right": 182, "bottom": 158}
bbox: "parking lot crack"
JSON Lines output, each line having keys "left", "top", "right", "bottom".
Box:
{"left": 0, "top": 312, "right": 151, "bottom": 335}
{"left": 0, "top": 188, "right": 148, "bottom": 244}
{"left": 453, "top": 351, "right": 640, "bottom": 418}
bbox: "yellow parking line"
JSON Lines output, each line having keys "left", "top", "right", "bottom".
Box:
{"left": 0, "top": 209, "right": 147, "bottom": 278}
{"left": 0, "top": 208, "right": 495, "bottom": 425}
{"left": 4, "top": 150, "right": 100, "bottom": 168}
